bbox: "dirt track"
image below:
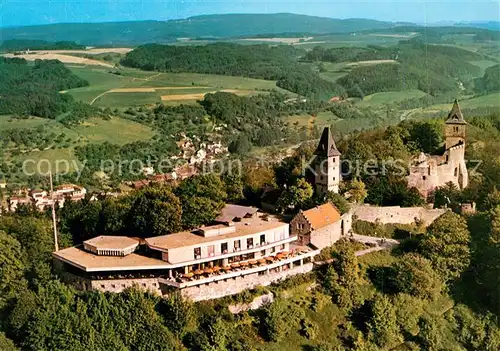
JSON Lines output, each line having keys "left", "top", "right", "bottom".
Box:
{"left": 160, "top": 89, "right": 253, "bottom": 101}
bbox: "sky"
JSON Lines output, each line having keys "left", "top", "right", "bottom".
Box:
{"left": 1, "top": 0, "right": 499, "bottom": 27}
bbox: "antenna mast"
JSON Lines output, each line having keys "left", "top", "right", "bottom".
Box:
{"left": 49, "top": 171, "right": 59, "bottom": 252}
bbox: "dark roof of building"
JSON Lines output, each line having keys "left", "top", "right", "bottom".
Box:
{"left": 446, "top": 99, "right": 467, "bottom": 125}
{"left": 216, "top": 204, "right": 258, "bottom": 223}
{"left": 315, "top": 127, "right": 341, "bottom": 157}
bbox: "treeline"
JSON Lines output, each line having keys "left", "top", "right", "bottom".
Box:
{"left": 0, "top": 39, "right": 85, "bottom": 52}
{"left": 0, "top": 58, "right": 90, "bottom": 119}
{"left": 307, "top": 43, "right": 482, "bottom": 97}
{"left": 121, "top": 43, "right": 345, "bottom": 99}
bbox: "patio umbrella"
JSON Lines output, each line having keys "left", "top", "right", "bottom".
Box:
{"left": 204, "top": 268, "right": 213, "bottom": 274}
{"left": 194, "top": 269, "right": 204, "bottom": 275}
{"left": 258, "top": 258, "right": 267, "bottom": 264}
{"left": 183, "top": 272, "right": 194, "bottom": 278}
{"left": 231, "top": 262, "right": 240, "bottom": 268}
{"left": 249, "top": 260, "right": 258, "bottom": 265}
{"left": 222, "top": 265, "right": 232, "bottom": 271}
{"left": 212, "top": 266, "right": 221, "bottom": 272}
{"left": 281, "top": 251, "right": 290, "bottom": 256}
{"left": 240, "top": 261, "right": 249, "bottom": 267}
{"left": 265, "top": 256, "right": 274, "bottom": 262}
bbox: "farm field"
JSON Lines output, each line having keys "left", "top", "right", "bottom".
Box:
{"left": 356, "top": 90, "right": 427, "bottom": 107}
{"left": 65, "top": 66, "right": 286, "bottom": 107}
{"left": 416, "top": 93, "right": 500, "bottom": 114}
{"left": 3, "top": 52, "right": 113, "bottom": 67}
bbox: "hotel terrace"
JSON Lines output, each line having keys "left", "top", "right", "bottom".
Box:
{"left": 53, "top": 205, "right": 320, "bottom": 301}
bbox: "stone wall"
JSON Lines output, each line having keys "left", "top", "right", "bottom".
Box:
{"left": 90, "top": 278, "right": 162, "bottom": 295}
{"left": 353, "top": 204, "right": 446, "bottom": 226}
{"left": 310, "top": 221, "right": 343, "bottom": 250}
{"left": 179, "top": 263, "right": 314, "bottom": 301}
{"left": 407, "top": 144, "right": 468, "bottom": 198}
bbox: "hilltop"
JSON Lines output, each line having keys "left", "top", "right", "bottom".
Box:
{"left": 0, "top": 13, "right": 400, "bottom": 46}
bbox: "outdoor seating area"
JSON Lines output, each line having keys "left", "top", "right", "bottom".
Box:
{"left": 177, "top": 247, "right": 313, "bottom": 283}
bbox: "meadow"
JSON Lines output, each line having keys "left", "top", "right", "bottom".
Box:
{"left": 66, "top": 66, "right": 284, "bottom": 107}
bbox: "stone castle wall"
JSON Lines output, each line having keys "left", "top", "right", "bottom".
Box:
{"left": 353, "top": 204, "right": 446, "bottom": 226}
{"left": 408, "top": 144, "right": 468, "bottom": 198}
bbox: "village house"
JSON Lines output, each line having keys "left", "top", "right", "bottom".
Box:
{"left": 53, "top": 205, "right": 320, "bottom": 301}
{"left": 8, "top": 183, "right": 87, "bottom": 212}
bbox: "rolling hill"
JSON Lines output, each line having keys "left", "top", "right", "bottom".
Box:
{"left": 0, "top": 13, "right": 401, "bottom": 46}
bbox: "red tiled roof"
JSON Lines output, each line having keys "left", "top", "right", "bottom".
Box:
{"left": 301, "top": 202, "right": 341, "bottom": 230}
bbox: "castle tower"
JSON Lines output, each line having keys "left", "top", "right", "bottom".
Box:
{"left": 445, "top": 99, "right": 467, "bottom": 150}
{"left": 314, "top": 127, "right": 341, "bottom": 195}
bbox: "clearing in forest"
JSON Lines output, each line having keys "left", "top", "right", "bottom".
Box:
{"left": 3, "top": 53, "right": 113, "bottom": 67}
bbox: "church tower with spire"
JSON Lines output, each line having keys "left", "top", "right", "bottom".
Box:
{"left": 445, "top": 99, "right": 467, "bottom": 150}
{"left": 314, "top": 127, "right": 341, "bottom": 195}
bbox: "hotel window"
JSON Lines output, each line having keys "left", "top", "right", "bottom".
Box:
{"left": 234, "top": 240, "right": 241, "bottom": 251}
{"left": 261, "top": 250, "right": 266, "bottom": 256}
{"left": 454, "top": 167, "right": 458, "bottom": 177}
{"left": 271, "top": 247, "right": 276, "bottom": 253}
{"left": 247, "top": 237, "right": 253, "bottom": 248}
{"left": 208, "top": 245, "right": 215, "bottom": 257}
{"left": 260, "top": 234, "right": 266, "bottom": 245}
{"left": 194, "top": 247, "right": 201, "bottom": 259}
{"left": 221, "top": 242, "right": 228, "bottom": 253}
{"left": 281, "top": 244, "right": 286, "bottom": 250}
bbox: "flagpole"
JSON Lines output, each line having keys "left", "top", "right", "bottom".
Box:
{"left": 49, "top": 171, "right": 59, "bottom": 252}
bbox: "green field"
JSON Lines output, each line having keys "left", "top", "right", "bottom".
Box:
{"left": 93, "top": 92, "right": 162, "bottom": 107}
{"left": 357, "top": 90, "right": 428, "bottom": 107}
{"left": 71, "top": 117, "right": 156, "bottom": 144}
{"left": 469, "top": 60, "right": 499, "bottom": 76}
{"left": 0, "top": 115, "right": 49, "bottom": 131}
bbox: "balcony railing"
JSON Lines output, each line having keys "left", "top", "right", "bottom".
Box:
{"left": 159, "top": 247, "right": 319, "bottom": 289}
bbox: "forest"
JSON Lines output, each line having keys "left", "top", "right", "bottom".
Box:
{"left": 0, "top": 40, "right": 85, "bottom": 52}
{"left": 475, "top": 63, "right": 500, "bottom": 93}
{"left": 0, "top": 57, "right": 91, "bottom": 119}
{"left": 121, "top": 43, "right": 345, "bottom": 99}
{"left": 308, "top": 43, "right": 483, "bottom": 97}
